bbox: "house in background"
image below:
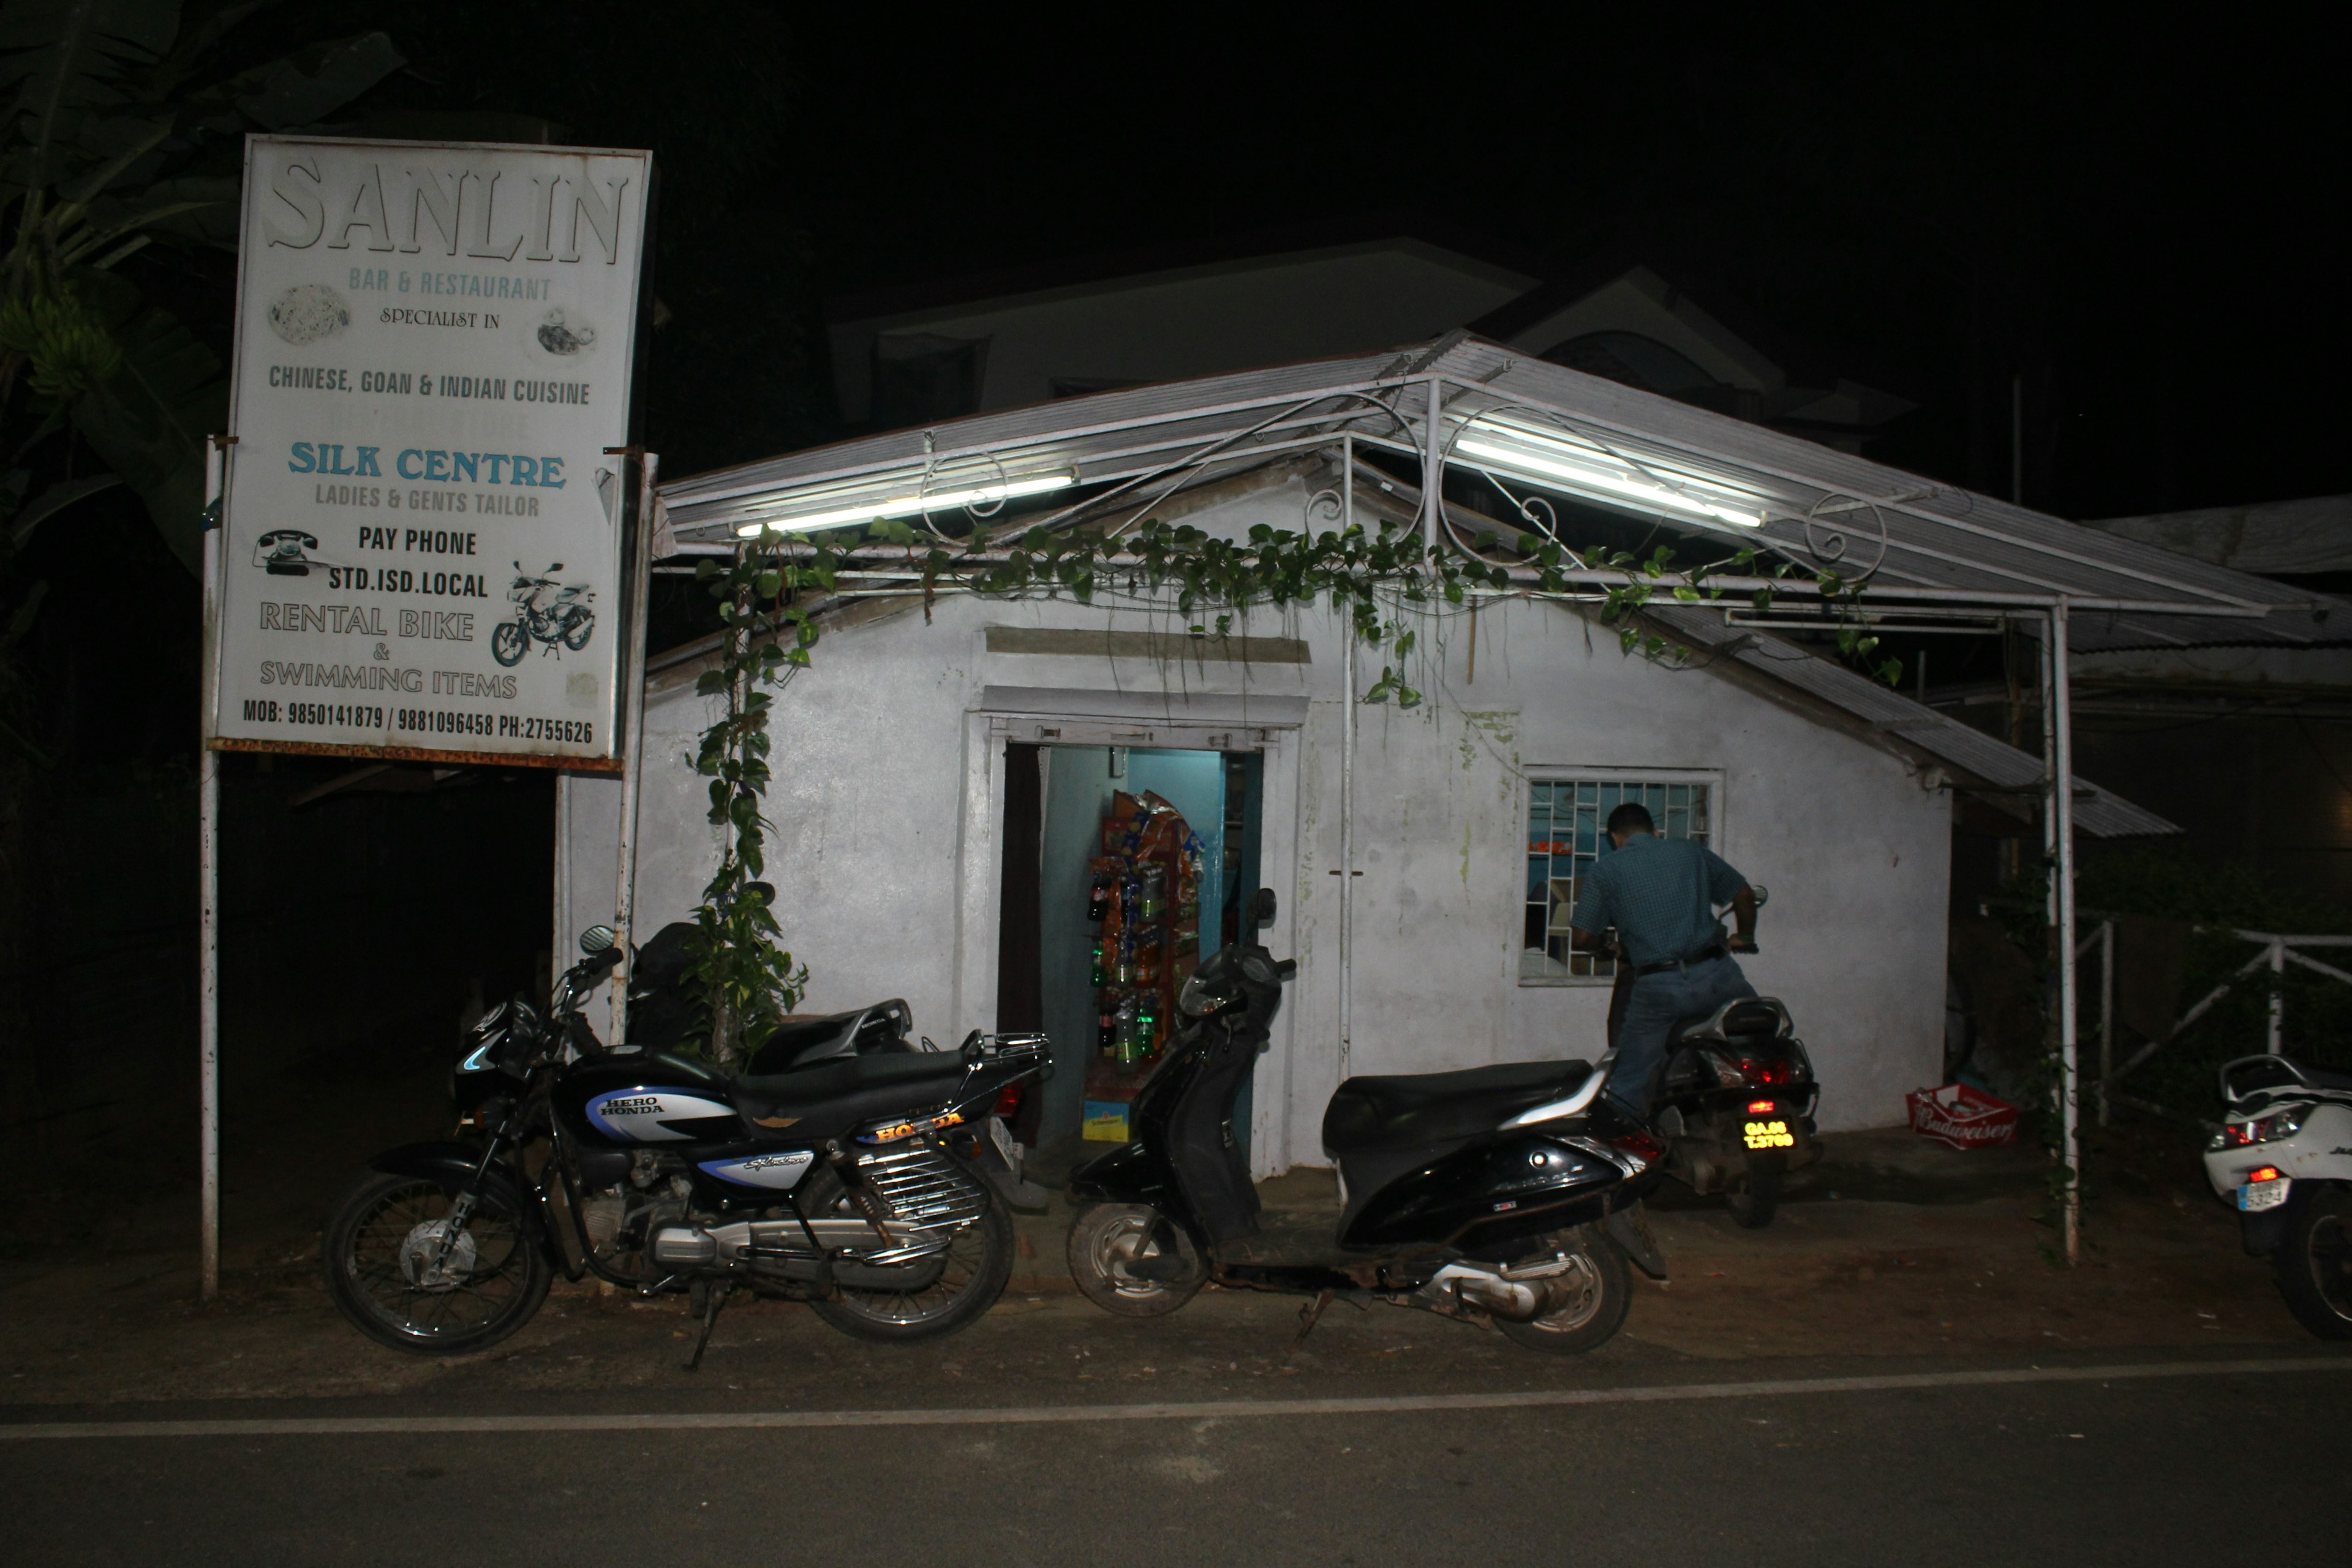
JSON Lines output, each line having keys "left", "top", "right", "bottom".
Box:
{"left": 824, "top": 226, "right": 1913, "bottom": 454}
{"left": 1930, "top": 495, "right": 2352, "bottom": 901}
{"left": 567, "top": 337, "right": 2342, "bottom": 1174}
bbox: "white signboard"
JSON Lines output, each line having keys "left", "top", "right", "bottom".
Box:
{"left": 210, "top": 135, "right": 654, "bottom": 768}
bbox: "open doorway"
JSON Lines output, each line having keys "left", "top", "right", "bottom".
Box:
{"left": 995, "top": 741, "right": 1261, "bottom": 1178}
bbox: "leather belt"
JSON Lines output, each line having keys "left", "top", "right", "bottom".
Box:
{"left": 1633, "top": 943, "right": 1728, "bottom": 977}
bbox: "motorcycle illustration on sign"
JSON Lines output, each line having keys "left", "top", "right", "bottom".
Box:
{"left": 491, "top": 561, "right": 595, "bottom": 666}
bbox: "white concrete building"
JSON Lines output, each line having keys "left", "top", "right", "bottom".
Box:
{"left": 565, "top": 337, "right": 2335, "bottom": 1177}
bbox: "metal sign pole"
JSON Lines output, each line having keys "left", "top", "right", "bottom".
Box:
{"left": 607, "top": 452, "right": 658, "bottom": 1048}
{"left": 1338, "top": 435, "right": 1355, "bottom": 1085}
{"left": 198, "top": 435, "right": 228, "bottom": 1302}
{"left": 2050, "top": 600, "right": 2082, "bottom": 1265}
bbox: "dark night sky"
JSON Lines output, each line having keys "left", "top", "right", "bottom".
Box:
{"left": 235, "top": 6, "right": 2345, "bottom": 521}
{"left": 791, "top": 9, "right": 2343, "bottom": 522}
{"left": 190, "top": 6, "right": 2352, "bottom": 516}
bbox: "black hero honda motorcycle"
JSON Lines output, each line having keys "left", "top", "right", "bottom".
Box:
{"left": 1065, "top": 891, "right": 1666, "bottom": 1355}
{"left": 323, "top": 925, "right": 1049, "bottom": 1361}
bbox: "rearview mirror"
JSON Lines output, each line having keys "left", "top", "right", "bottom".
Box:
{"left": 580, "top": 925, "right": 616, "bottom": 954}
{"left": 1251, "top": 888, "right": 1276, "bottom": 929}
{"left": 1750, "top": 885, "right": 1769, "bottom": 908}
{"left": 550, "top": 562, "right": 564, "bottom": 571}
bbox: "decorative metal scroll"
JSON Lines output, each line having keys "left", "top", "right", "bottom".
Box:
{"left": 1799, "top": 492, "right": 1889, "bottom": 582}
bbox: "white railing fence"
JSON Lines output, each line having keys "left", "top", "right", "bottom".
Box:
{"left": 2081, "top": 924, "right": 2352, "bottom": 1126}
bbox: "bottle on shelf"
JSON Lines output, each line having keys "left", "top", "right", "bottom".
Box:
{"left": 1088, "top": 940, "right": 1106, "bottom": 987}
{"left": 1086, "top": 875, "right": 1110, "bottom": 925}
{"left": 1097, "top": 997, "right": 1118, "bottom": 1055}
{"left": 1115, "top": 994, "right": 1141, "bottom": 1065}
{"left": 1139, "top": 865, "right": 1165, "bottom": 921}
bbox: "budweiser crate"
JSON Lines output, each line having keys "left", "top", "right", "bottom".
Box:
{"left": 1905, "top": 1082, "right": 2021, "bottom": 1150}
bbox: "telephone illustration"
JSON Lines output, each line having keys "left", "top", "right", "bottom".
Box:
{"left": 254, "top": 529, "right": 321, "bottom": 576}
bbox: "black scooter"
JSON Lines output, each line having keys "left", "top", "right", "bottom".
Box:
{"left": 1065, "top": 891, "right": 1667, "bottom": 1355}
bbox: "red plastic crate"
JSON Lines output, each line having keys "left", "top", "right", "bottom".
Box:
{"left": 1906, "top": 1081, "right": 2021, "bottom": 1150}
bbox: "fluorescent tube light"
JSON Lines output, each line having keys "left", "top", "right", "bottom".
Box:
{"left": 1455, "top": 419, "right": 1765, "bottom": 529}
{"left": 736, "top": 473, "right": 1074, "bottom": 537}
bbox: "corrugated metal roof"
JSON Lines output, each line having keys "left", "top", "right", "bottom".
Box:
{"left": 661, "top": 333, "right": 2342, "bottom": 657}
{"left": 1338, "top": 456, "right": 2177, "bottom": 840}
{"left": 1640, "top": 605, "right": 2176, "bottom": 838}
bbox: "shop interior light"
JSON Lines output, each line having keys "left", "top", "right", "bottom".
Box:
{"left": 736, "top": 473, "right": 1074, "bottom": 537}
{"left": 1454, "top": 417, "right": 1766, "bottom": 529}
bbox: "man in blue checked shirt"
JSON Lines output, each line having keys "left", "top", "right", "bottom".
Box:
{"left": 1569, "top": 801, "right": 1759, "bottom": 1122}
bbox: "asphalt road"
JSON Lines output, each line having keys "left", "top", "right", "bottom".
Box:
{"left": 7, "top": 1348, "right": 2346, "bottom": 1567}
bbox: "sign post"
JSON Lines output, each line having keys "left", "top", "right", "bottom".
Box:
{"left": 202, "top": 136, "right": 655, "bottom": 1293}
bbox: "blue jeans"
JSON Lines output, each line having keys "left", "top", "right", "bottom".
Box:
{"left": 1608, "top": 955, "right": 1757, "bottom": 1120}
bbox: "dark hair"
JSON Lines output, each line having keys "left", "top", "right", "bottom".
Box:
{"left": 1606, "top": 802, "right": 1655, "bottom": 837}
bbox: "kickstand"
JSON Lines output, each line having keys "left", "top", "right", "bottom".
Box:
{"left": 685, "top": 1280, "right": 732, "bottom": 1372}
{"left": 1288, "top": 1289, "right": 1335, "bottom": 1354}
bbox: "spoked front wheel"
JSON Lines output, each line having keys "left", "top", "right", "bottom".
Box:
{"left": 1495, "top": 1229, "right": 1632, "bottom": 1356}
{"left": 324, "top": 1172, "right": 551, "bottom": 1354}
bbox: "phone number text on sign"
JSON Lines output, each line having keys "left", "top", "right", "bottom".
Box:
{"left": 211, "top": 135, "right": 652, "bottom": 766}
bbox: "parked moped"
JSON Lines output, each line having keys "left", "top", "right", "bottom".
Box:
{"left": 1066, "top": 891, "right": 1665, "bottom": 1355}
{"left": 2205, "top": 1053, "right": 2352, "bottom": 1338}
{"left": 1605, "top": 889, "right": 1821, "bottom": 1227}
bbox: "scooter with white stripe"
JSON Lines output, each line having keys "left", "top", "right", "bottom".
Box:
{"left": 2204, "top": 1054, "right": 2352, "bottom": 1338}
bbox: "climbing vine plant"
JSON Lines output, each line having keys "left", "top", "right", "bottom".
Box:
{"left": 677, "top": 495, "right": 1898, "bottom": 1050}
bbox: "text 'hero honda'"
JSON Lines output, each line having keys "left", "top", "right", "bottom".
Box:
{"left": 323, "top": 922, "right": 1049, "bottom": 1363}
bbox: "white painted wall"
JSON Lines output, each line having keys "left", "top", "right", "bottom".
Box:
{"left": 573, "top": 484, "right": 1952, "bottom": 1171}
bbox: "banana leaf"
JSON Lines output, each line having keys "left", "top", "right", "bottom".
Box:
{"left": 67, "top": 266, "right": 219, "bottom": 571}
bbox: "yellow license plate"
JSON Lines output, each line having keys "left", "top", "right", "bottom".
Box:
{"left": 1744, "top": 1118, "right": 1796, "bottom": 1151}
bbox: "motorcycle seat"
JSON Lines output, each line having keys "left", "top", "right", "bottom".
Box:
{"left": 732, "top": 1050, "right": 970, "bottom": 1141}
{"left": 744, "top": 1000, "right": 914, "bottom": 1076}
{"left": 1322, "top": 1060, "right": 1593, "bottom": 1155}
{"left": 1669, "top": 997, "right": 1789, "bottom": 1046}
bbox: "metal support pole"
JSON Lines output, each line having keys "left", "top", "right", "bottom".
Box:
{"left": 552, "top": 772, "right": 573, "bottom": 997}
{"left": 1338, "top": 436, "right": 1356, "bottom": 1085}
{"left": 198, "top": 435, "right": 228, "bottom": 1302}
{"left": 608, "top": 453, "right": 658, "bottom": 1049}
{"left": 2049, "top": 600, "right": 2081, "bottom": 1266}
{"left": 2267, "top": 940, "right": 2285, "bottom": 1055}
{"left": 2098, "top": 918, "right": 2115, "bottom": 1129}
{"left": 1422, "top": 376, "right": 1442, "bottom": 556}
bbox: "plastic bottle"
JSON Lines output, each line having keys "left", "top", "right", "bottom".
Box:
{"left": 1140, "top": 865, "right": 1165, "bottom": 921}
{"left": 1088, "top": 940, "right": 1106, "bottom": 987}
{"left": 1086, "top": 876, "right": 1110, "bottom": 925}
{"left": 1097, "top": 998, "right": 1118, "bottom": 1055}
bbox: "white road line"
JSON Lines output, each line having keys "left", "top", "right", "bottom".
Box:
{"left": 2, "top": 1357, "right": 2343, "bottom": 1441}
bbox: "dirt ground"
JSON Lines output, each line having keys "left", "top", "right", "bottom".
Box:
{"left": 0, "top": 1087, "right": 2311, "bottom": 1410}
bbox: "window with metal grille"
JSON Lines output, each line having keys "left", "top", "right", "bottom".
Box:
{"left": 1521, "top": 775, "right": 1714, "bottom": 984}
